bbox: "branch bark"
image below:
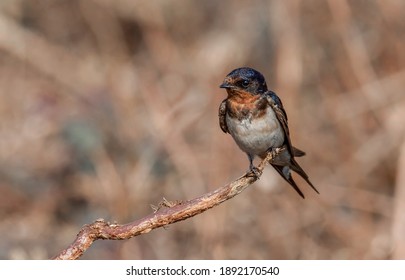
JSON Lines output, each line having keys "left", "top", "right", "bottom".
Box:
{"left": 52, "top": 148, "right": 283, "bottom": 260}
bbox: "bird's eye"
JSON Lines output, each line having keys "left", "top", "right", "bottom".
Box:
{"left": 241, "top": 80, "right": 249, "bottom": 87}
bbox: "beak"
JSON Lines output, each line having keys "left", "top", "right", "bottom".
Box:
{"left": 219, "top": 81, "right": 232, "bottom": 89}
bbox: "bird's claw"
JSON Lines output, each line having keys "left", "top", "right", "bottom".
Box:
{"left": 248, "top": 166, "right": 262, "bottom": 178}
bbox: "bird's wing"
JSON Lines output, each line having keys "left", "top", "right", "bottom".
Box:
{"left": 218, "top": 99, "right": 229, "bottom": 133}
{"left": 266, "top": 91, "right": 320, "bottom": 195}
{"left": 292, "top": 146, "right": 306, "bottom": 157}
{"left": 265, "top": 91, "right": 293, "bottom": 153}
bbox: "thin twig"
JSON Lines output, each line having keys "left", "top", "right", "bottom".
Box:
{"left": 52, "top": 148, "right": 284, "bottom": 260}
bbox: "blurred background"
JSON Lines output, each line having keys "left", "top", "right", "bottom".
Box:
{"left": 0, "top": 0, "right": 404, "bottom": 260}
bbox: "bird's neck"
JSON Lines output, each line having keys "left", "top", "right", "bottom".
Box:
{"left": 226, "top": 89, "right": 259, "bottom": 103}
{"left": 226, "top": 92, "right": 267, "bottom": 120}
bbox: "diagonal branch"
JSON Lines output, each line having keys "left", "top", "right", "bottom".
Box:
{"left": 52, "top": 148, "right": 285, "bottom": 260}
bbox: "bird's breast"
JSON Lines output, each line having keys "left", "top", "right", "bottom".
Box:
{"left": 226, "top": 99, "right": 285, "bottom": 156}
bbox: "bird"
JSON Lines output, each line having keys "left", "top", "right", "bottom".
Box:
{"left": 218, "top": 67, "right": 319, "bottom": 198}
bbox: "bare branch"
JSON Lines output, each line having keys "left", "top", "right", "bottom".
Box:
{"left": 52, "top": 148, "right": 284, "bottom": 260}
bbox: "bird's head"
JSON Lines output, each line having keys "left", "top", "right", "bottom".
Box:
{"left": 219, "top": 67, "right": 268, "bottom": 95}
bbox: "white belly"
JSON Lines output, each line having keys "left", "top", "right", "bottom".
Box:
{"left": 226, "top": 107, "right": 285, "bottom": 156}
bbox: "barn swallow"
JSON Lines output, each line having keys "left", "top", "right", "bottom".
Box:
{"left": 219, "top": 67, "right": 319, "bottom": 198}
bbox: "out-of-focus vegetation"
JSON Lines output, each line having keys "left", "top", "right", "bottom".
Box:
{"left": 0, "top": 0, "right": 404, "bottom": 259}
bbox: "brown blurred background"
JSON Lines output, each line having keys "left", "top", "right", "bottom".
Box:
{"left": 0, "top": 0, "right": 404, "bottom": 260}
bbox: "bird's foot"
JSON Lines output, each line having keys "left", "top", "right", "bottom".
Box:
{"left": 248, "top": 165, "right": 262, "bottom": 178}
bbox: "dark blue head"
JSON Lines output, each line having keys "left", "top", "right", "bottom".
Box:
{"left": 220, "top": 67, "right": 268, "bottom": 94}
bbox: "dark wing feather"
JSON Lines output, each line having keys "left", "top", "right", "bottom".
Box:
{"left": 266, "top": 91, "right": 320, "bottom": 195}
{"left": 218, "top": 99, "right": 229, "bottom": 133}
{"left": 292, "top": 146, "right": 306, "bottom": 157}
{"left": 265, "top": 91, "right": 293, "bottom": 154}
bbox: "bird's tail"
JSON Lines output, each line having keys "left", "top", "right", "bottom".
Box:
{"left": 271, "top": 164, "right": 305, "bottom": 198}
{"left": 289, "top": 158, "right": 319, "bottom": 194}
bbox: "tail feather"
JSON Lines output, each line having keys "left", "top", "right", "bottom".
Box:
{"left": 289, "top": 158, "right": 320, "bottom": 194}
{"left": 271, "top": 164, "right": 305, "bottom": 198}
{"left": 262, "top": 146, "right": 319, "bottom": 198}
